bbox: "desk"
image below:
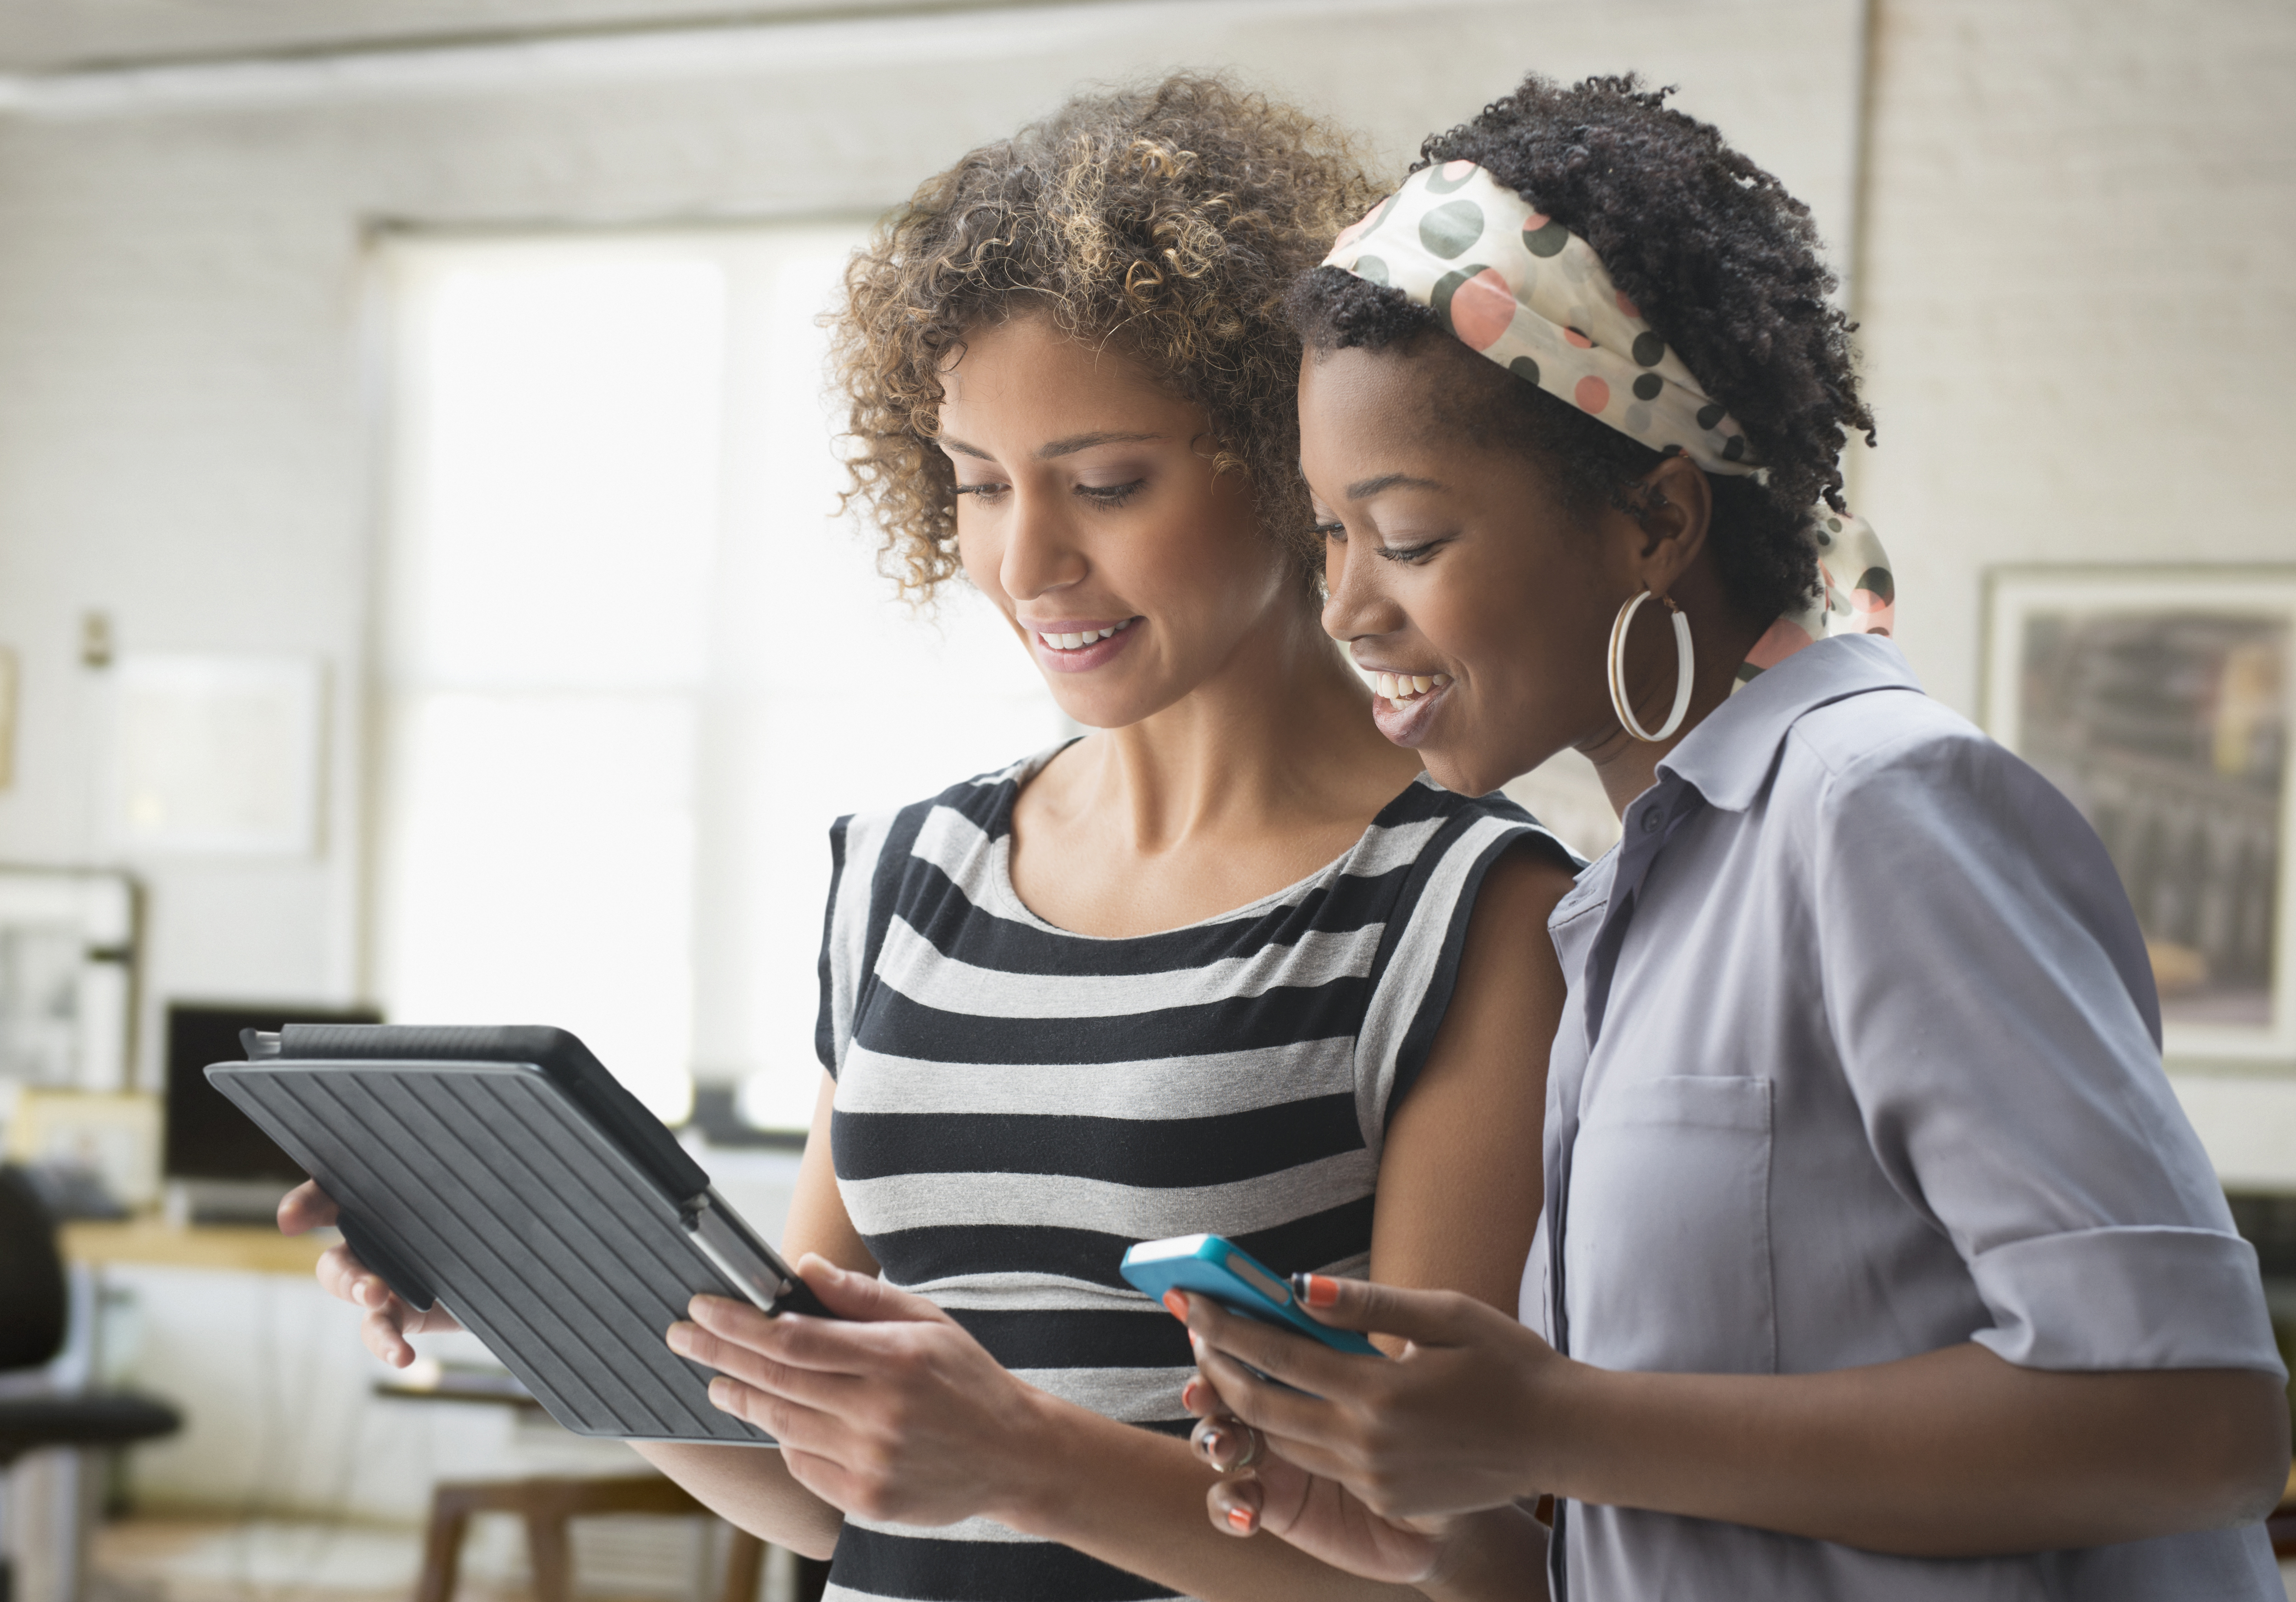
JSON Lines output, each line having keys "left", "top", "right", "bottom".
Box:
{"left": 60, "top": 1217, "right": 328, "bottom": 1277}
{"left": 376, "top": 1364, "right": 544, "bottom": 1412}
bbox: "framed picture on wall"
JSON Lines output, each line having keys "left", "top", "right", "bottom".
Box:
{"left": 1983, "top": 569, "right": 2296, "bottom": 1066}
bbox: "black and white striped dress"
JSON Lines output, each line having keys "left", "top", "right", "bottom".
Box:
{"left": 815, "top": 746, "right": 1570, "bottom": 1602}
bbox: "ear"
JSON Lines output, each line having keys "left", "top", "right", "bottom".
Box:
{"left": 1623, "top": 453, "right": 1714, "bottom": 601}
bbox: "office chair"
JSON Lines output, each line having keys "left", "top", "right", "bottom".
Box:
{"left": 0, "top": 1167, "right": 179, "bottom": 1602}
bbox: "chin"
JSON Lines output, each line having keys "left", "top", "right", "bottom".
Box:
{"left": 1044, "top": 664, "right": 1201, "bottom": 733}
{"left": 1045, "top": 687, "right": 1164, "bottom": 734}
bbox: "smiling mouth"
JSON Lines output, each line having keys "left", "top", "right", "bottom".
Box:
{"left": 1034, "top": 618, "right": 1139, "bottom": 652}
{"left": 1374, "top": 670, "right": 1453, "bottom": 706}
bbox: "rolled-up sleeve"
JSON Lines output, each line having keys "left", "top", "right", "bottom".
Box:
{"left": 1813, "top": 727, "right": 2284, "bottom": 1378}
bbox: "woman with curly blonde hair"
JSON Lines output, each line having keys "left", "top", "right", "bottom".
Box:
{"left": 316, "top": 75, "right": 1575, "bottom": 1602}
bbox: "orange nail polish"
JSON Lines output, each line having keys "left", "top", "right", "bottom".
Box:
{"left": 1300, "top": 1274, "right": 1340, "bottom": 1309}
{"left": 1162, "top": 1290, "right": 1188, "bottom": 1320}
{"left": 1226, "top": 1505, "right": 1255, "bottom": 1533}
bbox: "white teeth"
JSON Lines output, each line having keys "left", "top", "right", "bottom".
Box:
{"left": 1371, "top": 669, "right": 1452, "bottom": 704}
{"left": 1037, "top": 620, "right": 1137, "bottom": 651}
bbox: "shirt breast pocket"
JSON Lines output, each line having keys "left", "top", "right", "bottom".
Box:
{"left": 1563, "top": 1075, "right": 1776, "bottom": 1375}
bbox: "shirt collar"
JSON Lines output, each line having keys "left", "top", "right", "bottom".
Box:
{"left": 1657, "top": 634, "right": 1924, "bottom": 813}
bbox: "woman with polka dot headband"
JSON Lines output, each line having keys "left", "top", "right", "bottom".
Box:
{"left": 1171, "top": 72, "right": 2290, "bottom": 1601}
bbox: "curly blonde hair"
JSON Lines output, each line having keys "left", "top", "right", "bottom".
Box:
{"left": 831, "top": 75, "right": 1376, "bottom": 599}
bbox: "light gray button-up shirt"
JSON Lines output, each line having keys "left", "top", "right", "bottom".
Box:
{"left": 1526, "top": 635, "right": 2285, "bottom": 1600}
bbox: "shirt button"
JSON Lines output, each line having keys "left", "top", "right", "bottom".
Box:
{"left": 1640, "top": 809, "right": 1663, "bottom": 834}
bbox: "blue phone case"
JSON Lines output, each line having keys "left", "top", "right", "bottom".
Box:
{"left": 1120, "top": 1234, "right": 1380, "bottom": 1356}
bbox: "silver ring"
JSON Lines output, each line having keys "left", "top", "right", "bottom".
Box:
{"left": 1224, "top": 1423, "right": 1264, "bottom": 1472}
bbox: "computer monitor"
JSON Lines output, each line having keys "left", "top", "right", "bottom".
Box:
{"left": 163, "top": 1002, "right": 382, "bottom": 1185}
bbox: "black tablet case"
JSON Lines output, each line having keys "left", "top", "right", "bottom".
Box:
{"left": 207, "top": 1023, "right": 795, "bottom": 1445}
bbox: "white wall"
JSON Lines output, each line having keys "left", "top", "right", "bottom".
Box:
{"left": 0, "top": 0, "right": 1865, "bottom": 1093}
{"left": 1854, "top": 0, "right": 2296, "bottom": 718}
{"left": 1849, "top": 0, "right": 2296, "bottom": 1161}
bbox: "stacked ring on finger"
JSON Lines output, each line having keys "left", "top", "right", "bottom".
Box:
{"left": 1226, "top": 1423, "right": 1264, "bottom": 1471}
{"left": 1193, "top": 1415, "right": 1265, "bottom": 1472}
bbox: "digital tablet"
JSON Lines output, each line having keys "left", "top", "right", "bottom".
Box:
{"left": 208, "top": 1023, "right": 828, "bottom": 1446}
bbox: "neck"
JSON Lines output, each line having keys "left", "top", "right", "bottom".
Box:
{"left": 1069, "top": 597, "right": 1415, "bottom": 854}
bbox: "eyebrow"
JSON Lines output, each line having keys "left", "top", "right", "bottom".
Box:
{"left": 1039, "top": 430, "right": 1163, "bottom": 459}
{"left": 1344, "top": 471, "right": 1451, "bottom": 500}
{"left": 938, "top": 431, "right": 1165, "bottom": 463}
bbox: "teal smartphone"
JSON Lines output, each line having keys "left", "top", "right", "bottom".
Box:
{"left": 1120, "top": 1234, "right": 1380, "bottom": 1357}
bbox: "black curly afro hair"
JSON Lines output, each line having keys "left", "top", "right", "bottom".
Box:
{"left": 1290, "top": 73, "right": 1875, "bottom": 625}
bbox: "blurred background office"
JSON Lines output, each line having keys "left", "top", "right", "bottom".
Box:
{"left": 0, "top": 0, "right": 2290, "bottom": 1598}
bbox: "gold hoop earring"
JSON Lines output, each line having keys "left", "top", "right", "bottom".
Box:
{"left": 1607, "top": 589, "right": 1694, "bottom": 742}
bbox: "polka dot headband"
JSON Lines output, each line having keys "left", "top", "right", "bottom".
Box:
{"left": 1325, "top": 160, "right": 1761, "bottom": 472}
{"left": 1754, "top": 508, "right": 1895, "bottom": 682}
{"left": 1324, "top": 159, "right": 1897, "bottom": 679}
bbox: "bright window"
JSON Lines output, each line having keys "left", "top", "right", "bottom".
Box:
{"left": 374, "top": 228, "right": 1067, "bottom": 1128}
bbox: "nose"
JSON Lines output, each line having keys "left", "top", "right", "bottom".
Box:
{"left": 1000, "top": 485, "right": 1087, "bottom": 602}
{"left": 1320, "top": 529, "right": 1402, "bottom": 649}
